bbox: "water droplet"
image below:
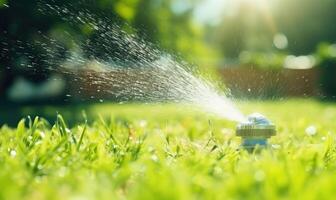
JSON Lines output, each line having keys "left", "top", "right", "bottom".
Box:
{"left": 138, "top": 120, "right": 147, "bottom": 127}
{"left": 254, "top": 170, "right": 265, "bottom": 182}
{"left": 9, "top": 149, "right": 16, "bottom": 157}
{"left": 271, "top": 144, "right": 281, "bottom": 149}
{"left": 305, "top": 125, "right": 317, "bottom": 136}
{"left": 151, "top": 155, "right": 158, "bottom": 162}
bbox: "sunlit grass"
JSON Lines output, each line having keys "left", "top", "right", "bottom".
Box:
{"left": 1, "top": 99, "right": 336, "bottom": 199}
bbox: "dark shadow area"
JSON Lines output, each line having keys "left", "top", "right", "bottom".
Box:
{"left": 0, "top": 101, "right": 95, "bottom": 127}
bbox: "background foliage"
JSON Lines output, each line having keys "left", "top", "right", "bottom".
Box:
{"left": 1, "top": 0, "right": 336, "bottom": 101}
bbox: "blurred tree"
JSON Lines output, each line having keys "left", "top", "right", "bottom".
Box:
{"left": 211, "top": 0, "right": 336, "bottom": 58}
{"left": 211, "top": 2, "right": 275, "bottom": 59}
{"left": 274, "top": 0, "right": 336, "bottom": 55}
{"left": 0, "top": 0, "right": 58, "bottom": 99}
{"left": 316, "top": 43, "right": 336, "bottom": 99}
{"left": 132, "top": 0, "right": 212, "bottom": 63}
{"left": 133, "top": 0, "right": 159, "bottom": 42}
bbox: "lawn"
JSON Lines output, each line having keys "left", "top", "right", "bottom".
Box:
{"left": 0, "top": 99, "right": 336, "bottom": 199}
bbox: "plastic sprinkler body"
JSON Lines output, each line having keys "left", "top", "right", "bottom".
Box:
{"left": 236, "top": 113, "right": 276, "bottom": 152}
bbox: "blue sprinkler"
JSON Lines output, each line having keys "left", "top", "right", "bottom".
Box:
{"left": 236, "top": 113, "right": 276, "bottom": 152}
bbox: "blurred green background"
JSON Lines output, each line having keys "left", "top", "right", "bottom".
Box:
{"left": 1, "top": 0, "right": 336, "bottom": 125}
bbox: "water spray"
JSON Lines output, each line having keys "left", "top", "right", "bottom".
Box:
{"left": 9, "top": 2, "right": 246, "bottom": 123}
{"left": 236, "top": 113, "right": 276, "bottom": 152}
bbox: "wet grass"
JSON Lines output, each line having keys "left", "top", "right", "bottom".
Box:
{"left": 0, "top": 99, "right": 336, "bottom": 199}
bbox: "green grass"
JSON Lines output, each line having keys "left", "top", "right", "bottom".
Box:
{"left": 1, "top": 99, "right": 336, "bottom": 199}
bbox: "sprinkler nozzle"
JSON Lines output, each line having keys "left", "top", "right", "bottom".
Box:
{"left": 236, "top": 113, "right": 276, "bottom": 151}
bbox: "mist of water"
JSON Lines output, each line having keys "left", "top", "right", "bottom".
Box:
{"left": 7, "top": 1, "right": 246, "bottom": 122}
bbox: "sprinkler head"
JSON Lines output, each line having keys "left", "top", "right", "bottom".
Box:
{"left": 236, "top": 113, "right": 276, "bottom": 152}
